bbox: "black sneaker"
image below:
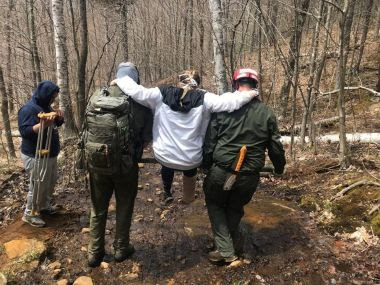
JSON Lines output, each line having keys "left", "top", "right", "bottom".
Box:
{"left": 163, "top": 192, "right": 174, "bottom": 204}
{"left": 88, "top": 252, "right": 104, "bottom": 267}
{"left": 114, "top": 244, "right": 135, "bottom": 262}
{"left": 208, "top": 250, "right": 238, "bottom": 264}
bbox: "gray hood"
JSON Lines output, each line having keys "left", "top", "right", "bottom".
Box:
{"left": 116, "top": 62, "right": 140, "bottom": 84}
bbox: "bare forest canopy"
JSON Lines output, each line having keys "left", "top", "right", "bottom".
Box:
{"left": 0, "top": 0, "right": 380, "bottom": 168}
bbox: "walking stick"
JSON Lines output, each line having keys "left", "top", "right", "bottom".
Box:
{"left": 31, "top": 112, "right": 57, "bottom": 216}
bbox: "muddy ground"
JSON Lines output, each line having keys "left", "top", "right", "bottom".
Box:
{"left": 0, "top": 142, "right": 379, "bottom": 285}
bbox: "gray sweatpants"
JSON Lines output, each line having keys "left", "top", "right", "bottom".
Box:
{"left": 21, "top": 153, "right": 58, "bottom": 216}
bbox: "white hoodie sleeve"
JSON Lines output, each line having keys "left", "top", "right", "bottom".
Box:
{"left": 203, "top": 90, "right": 258, "bottom": 113}
{"left": 116, "top": 75, "right": 162, "bottom": 110}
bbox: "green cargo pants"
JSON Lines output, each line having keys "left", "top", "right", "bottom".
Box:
{"left": 203, "top": 164, "right": 260, "bottom": 258}
{"left": 88, "top": 163, "right": 138, "bottom": 256}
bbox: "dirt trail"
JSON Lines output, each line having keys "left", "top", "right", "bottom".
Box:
{"left": 0, "top": 155, "right": 379, "bottom": 284}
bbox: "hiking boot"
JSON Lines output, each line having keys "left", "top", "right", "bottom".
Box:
{"left": 88, "top": 252, "right": 104, "bottom": 267}
{"left": 163, "top": 192, "right": 174, "bottom": 204}
{"left": 208, "top": 250, "right": 238, "bottom": 264}
{"left": 41, "top": 204, "right": 60, "bottom": 215}
{"left": 114, "top": 244, "right": 135, "bottom": 262}
{"left": 22, "top": 214, "right": 46, "bottom": 227}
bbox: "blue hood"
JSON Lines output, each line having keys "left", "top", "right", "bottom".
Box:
{"left": 32, "top": 80, "right": 60, "bottom": 109}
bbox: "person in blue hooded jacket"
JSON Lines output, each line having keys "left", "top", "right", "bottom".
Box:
{"left": 18, "top": 80, "right": 64, "bottom": 227}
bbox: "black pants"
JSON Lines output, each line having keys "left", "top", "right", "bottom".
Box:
{"left": 161, "top": 165, "right": 197, "bottom": 194}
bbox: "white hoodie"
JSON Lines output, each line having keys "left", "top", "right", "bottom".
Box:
{"left": 116, "top": 76, "right": 257, "bottom": 170}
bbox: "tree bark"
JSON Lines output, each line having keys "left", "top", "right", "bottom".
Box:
{"left": 279, "top": 0, "right": 310, "bottom": 119}
{"left": 28, "top": 0, "right": 42, "bottom": 86}
{"left": 77, "top": 0, "right": 88, "bottom": 127}
{"left": 6, "top": 0, "right": 15, "bottom": 114}
{"left": 0, "top": 66, "right": 16, "bottom": 158}
{"left": 300, "top": 0, "right": 324, "bottom": 145}
{"left": 335, "top": 0, "right": 356, "bottom": 89}
{"left": 337, "top": 0, "right": 351, "bottom": 169}
{"left": 52, "top": 0, "right": 77, "bottom": 137}
{"left": 120, "top": 2, "right": 129, "bottom": 61}
{"left": 209, "top": 0, "right": 228, "bottom": 93}
{"left": 354, "top": 0, "right": 374, "bottom": 72}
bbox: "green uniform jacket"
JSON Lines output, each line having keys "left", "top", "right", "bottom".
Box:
{"left": 202, "top": 98, "right": 286, "bottom": 174}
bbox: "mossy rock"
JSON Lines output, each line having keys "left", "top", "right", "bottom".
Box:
{"left": 370, "top": 214, "right": 380, "bottom": 236}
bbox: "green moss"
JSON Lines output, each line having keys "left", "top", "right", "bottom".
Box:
{"left": 370, "top": 214, "right": 380, "bottom": 236}
{"left": 300, "top": 195, "right": 318, "bottom": 212}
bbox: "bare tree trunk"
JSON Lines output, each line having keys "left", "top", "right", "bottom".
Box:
{"left": 300, "top": 0, "right": 324, "bottom": 145}
{"left": 6, "top": 0, "right": 15, "bottom": 114}
{"left": 188, "top": 0, "right": 194, "bottom": 68}
{"left": 229, "top": 0, "right": 249, "bottom": 77}
{"left": 28, "top": 0, "right": 42, "bottom": 86}
{"left": 337, "top": 0, "right": 351, "bottom": 169}
{"left": 77, "top": 0, "right": 88, "bottom": 127}
{"left": 121, "top": 2, "right": 129, "bottom": 61}
{"left": 335, "top": 0, "right": 356, "bottom": 89}
{"left": 257, "top": 4, "right": 263, "bottom": 100}
{"left": 209, "top": 0, "right": 228, "bottom": 93}
{"left": 354, "top": 0, "right": 374, "bottom": 72}
{"left": 375, "top": 3, "right": 380, "bottom": 39}
{"left": 0, "top": 67, "right": 16, "bottom": 158}
{"left": 52, "top": 0, "right": 77, "bottom": 137}
{"left": 279, "top": 0, "right": 310, "bottom": 119}
{"left": 199, "top": 18, "right": 205, "bottom": 77}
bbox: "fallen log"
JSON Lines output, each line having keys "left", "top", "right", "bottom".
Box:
{"left": 320, "top": 86, "right": 380, "bottom": 97}
{"left": 331, "top": 179, "right": 380, "bottom": 201}
{"left": 281, "top": 133, "right": 380, "bottom": 145}
{"left": 280, "top": 116, "right": 339, "bottom": 135}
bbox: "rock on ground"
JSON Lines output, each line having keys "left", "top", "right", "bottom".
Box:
{"left": 3, "top": 239, "right": 45, "bottom": 260}
{"left": 73, "top": 276, "right": 93, "bottom": 285}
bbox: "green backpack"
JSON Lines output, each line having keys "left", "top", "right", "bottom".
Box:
{"left": 83, "top": 86, "right": 134, "bottom": 175}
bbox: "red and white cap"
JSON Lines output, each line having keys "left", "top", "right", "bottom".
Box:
{"left": 232, "top": 68, "right": 259, "bottom": 84}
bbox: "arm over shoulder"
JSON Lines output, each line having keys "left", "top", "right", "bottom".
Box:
{"left": 116, "top": 76, "right": 162, "bottom": 109}
{"left": 203, "top": 90, "right": 257, "bottom": 113}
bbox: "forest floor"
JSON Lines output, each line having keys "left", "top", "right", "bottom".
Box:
{"left": 0, "top": 138, "right": 379, "bottom": 284}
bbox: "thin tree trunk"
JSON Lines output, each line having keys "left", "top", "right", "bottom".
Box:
{"left": 0, "top": 67, "right": 16, "bottom": 158}
{"left": 337, "top": 0, "right": 351, "bottom": 169}
{"left": 375, "top": 4, "right": 380, "bottom": 39}
{"left": 209, "top": 0, "right": 228, "bottom": 93}
{"left": 354, "top": 0, "right": 374, "bottom": 72}
{"left": 52, "top": 0, "right": 77, "bottom": 137}
{"left": 28, "top": 0, "right": 42, "bottom": 86}
{"left": 188, "top": 0, "right": 194, "bottom": 68}
{"left": 335, "top": 0, "right": 356, "bottom": 89}
{"left": 121, "top": 2, "right": 129, "bottom": 61}
{"left": 6, "top": 0, "right": 15, "bottom": 114}
{"left": 199, "top": 18, "right": 205, "bottom": 77}
{"left": 77, "top": 0, "right": 88, "bottom": 127}
{"left": 300, "top": 0, "right": 324, "bottom": 145}
{"left": 257, "top": 5, "right": 263, "bottom": 100}
{"left": 279, "top": 0, "right": 310, "bottom": 119}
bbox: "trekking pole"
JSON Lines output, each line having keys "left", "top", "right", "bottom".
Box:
{"left": 31, "top": 112, "right": 57, "bottom": 215}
